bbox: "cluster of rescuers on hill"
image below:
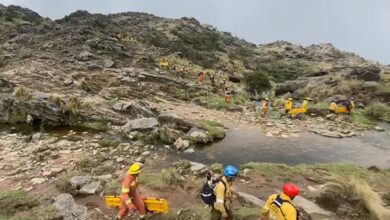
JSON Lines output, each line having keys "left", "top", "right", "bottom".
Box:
{"left": 116, "top": 163, "right": 301, "bottom": 220}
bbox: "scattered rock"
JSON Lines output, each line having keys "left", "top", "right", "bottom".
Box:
{"left": 189, "top": 161, "right": 207, "bottom": 174}
{"left": 141, "top": 151, "right": 151, "bottom": 156}
{"left": 31, "top": 177, "right": 46, "bottom": 185}
{"left": 77, "top": 51, "right": 94, "bottom": 61}
{"left": 70, "top": 176, "right": 92, "bottom": 188}
{"left": 311, "top": 129, "right": 342, "bottom": 138}
{"left": 79, "top": 181, "right": 101, "bottom": 195}
{"left": 54, "top": 194, "right": 87, "bottom": 220}
{"left": 103, "top": 59, "right": 114, "bottom": 68}
{"left": 374, "top": 126, "right": 385, "bottom": 132}
{"left": 64, "top": 79, "right": 73, "bottom": 86}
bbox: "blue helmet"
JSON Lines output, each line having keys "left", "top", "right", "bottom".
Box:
{"left": 224, "top": 165, "right": 238, "bottom": 178}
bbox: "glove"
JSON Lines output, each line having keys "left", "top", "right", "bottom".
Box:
{"left": 127, "top": 204, "right": 137, "bottom": 212}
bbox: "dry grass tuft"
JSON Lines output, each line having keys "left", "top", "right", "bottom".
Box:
{"left": 323, "top": 176, "right": 390, "bottom": 220}
{"left": 12, "top": 86, "right": 33, "bottom": 102}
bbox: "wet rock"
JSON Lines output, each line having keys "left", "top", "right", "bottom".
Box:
{"left": 122, "top": 118, "right": 159, "bottom": 131}
{"left": 79, "top": 181, "right": 101, "bottom": 195}
{"left": 235, "top": 191, "right": 265, "bottom": 207}
{"left": 184, "top": 148, "right": 195, "bottom": 154}
{"left": 174, "top": 138, "right": 190, "bottom": 150}
{"left": 70, "top": 176, "right": 92, "bottom": 188}
{"left": 54, "top": 194, "right": 87, "bottom": 220}
{"left": 295, "top": 196, "right": 333, "bottom": 218}
{"left": 311, "top": 129, "right": 342, "bottom": 138}
{"left": 188, "top": 129, "right": 208, "bottom": 144}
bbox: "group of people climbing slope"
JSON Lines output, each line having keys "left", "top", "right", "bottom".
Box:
{"left": 117, "top": 163, "right": 300, "bottom": 220}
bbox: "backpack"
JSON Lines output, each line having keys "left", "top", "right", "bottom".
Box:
{"left": 272, "top": 195, "right": 299, "bottom": 220}
{"left": 200, "top": 177, "right": 226, "bottom": 206}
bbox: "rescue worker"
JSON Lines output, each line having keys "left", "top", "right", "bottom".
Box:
{"left": 284, "top": 98, "right": 293, "bottom": 114}
{"left": 347, "top": 97, "right": 355, "bottom": 114}
{"left": 224, "top": 86, "right": 231, "bottom": 104}
{"left": 198, "top": 71, "right": 205, "bottom": 85}
{"left": 211, "top": 165, "right": 238, "bottom": 220}
{"left": 329, "top": 99, "right": 338, "bottom": 114}
{"left": 208, "top": 71, "right": 216, "bottom": 87}
{"left": 302, "top": 98, "right": 310, "bottom": 109}
{"left": 261, "top": 98, "right": 269, "bottom": 118}
{"left": 117, "top": 163, "right": 146, "bottom": 220}
{"left": 260, "top": 183, "right": 300, "bottom": 220}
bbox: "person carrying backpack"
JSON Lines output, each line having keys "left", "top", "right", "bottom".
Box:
{"left": 205, "top": 165, "right": 238, "bottom": 220}
{"left": 260, "top": 183, "right": 300, "bottom": 220}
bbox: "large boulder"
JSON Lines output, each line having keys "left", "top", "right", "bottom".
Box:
{"left": 349, "top": 66, "right": 381, "bottom": 82}
{"left": 112, "top": 101, "right": 155, "bottom": 118}
{"left": 187, "top": 128, "right": 208, "bottom": 144}
{"left": 159, "top": 125, "right": 184, "bottom": 144}
{"left": 54, "top": 194, "right": 87, "bottom": 220}
{"left": 276, "top": 80, "right": 307, "bottom": 96}
{"left": 122, "top": 118, "right": 159, "bottom": 131}
{"left": 158, "top": 112, "right": 192, "bottom": 131}
{"left": 294, "top": 196, "right": 333, "bottom": 219}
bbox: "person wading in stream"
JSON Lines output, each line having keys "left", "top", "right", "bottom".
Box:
{"left": 210, "top": 165, "right": 238, "bottom": 220}
{"left": 117, "top": 163, "right": 146, "bottom": 220}
{"left": 260, "top": 183, "right": 300, "bottom": 220}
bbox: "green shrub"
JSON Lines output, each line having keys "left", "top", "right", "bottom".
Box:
{"left": 363, "top": 102, "right": 390, "bottom": 120}
{"left": 0, "top": 191, "right": 39, "bottom": 216}
{"left": 243, "top": 70, "right": 272, "bottom": 97}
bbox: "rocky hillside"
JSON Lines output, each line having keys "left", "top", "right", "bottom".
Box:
{"left": 0, "top": 4, "right": 388, "bottom": 128}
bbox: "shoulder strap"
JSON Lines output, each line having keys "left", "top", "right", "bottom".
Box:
{"left": 220, "top": 179, "right": 227, "bottom": 195}
{"left": 274, "top": 195, "right": 299, "bottom": 220}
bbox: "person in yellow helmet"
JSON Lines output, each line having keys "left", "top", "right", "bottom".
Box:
{"left": 284, "top": 98, "right": 293, "bottom": 114}
{"left": 260, "top": 183, "right": 300, "bottom": 220}
{"left": 302, "top": 98, "right": 310, "bottom": 109}
{"left": 117, "top": 163, "right": 146, "bottom": 220}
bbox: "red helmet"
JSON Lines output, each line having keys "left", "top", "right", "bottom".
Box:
{"left": 283, "top": 183, "right": 300, "bottom": 198}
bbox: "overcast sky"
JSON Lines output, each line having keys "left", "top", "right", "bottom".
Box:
{"left": 1, "top": 0, "right": 389, "bottom": 64}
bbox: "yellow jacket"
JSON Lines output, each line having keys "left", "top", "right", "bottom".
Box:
{"left": 260, "top": 193, "right": 298, "bottom": 220}
{"left": 329, "top": 102, "right": 337, "bottom": 111}
{"left": 284, "top": 100, "right": 293, "bottom": 111}
{"left": 302, "top": 100, "right": 309, "bottom": 109}
{"left": 213, "top": 176, "right": 233, "bottom": 214}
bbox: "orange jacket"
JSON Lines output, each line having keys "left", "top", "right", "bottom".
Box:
{"left": 262, "top": 100, "right": 268, "bottom": 109}
{"left": 121, "top": 175, "right": 138, "bottom": 206}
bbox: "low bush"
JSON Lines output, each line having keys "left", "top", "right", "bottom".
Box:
{"left": 363, "top": 102, "right": 390, "bottom": 120}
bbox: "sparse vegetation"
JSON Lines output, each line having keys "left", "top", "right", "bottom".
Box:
{"left": 0, "top": 190, "right": 39, "bottom": 216}
{"left": 321, "top": 176, "right": 390, "bottom": 220}
{"left": 363, "top": 102, "right": 390, "bottom": 121}
{"left": 258, "top": 61, "right": 312, "bottom": 82}
{"left": 55, "top": 175, "right": 77, "bottom": 195}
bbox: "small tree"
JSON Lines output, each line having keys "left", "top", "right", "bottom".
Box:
{"left": 243, "top": 70, "right": 272, "bottom": 97}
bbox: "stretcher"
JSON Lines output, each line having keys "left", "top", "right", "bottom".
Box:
{"left": 104, "top": 195, "right": 169, "bottom": 214}
{"left": 288, "top": 107, "right": 307, "bottom": 116}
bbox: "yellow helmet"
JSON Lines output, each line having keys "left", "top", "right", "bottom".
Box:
{"left": 288, "top": 98, "right": 293, "bottom": 101}
{"left": 128, "top": 163, "right": 142, "bottom": 175}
